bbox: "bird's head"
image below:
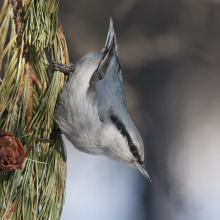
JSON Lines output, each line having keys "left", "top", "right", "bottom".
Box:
{"left": 101, "top": 111, "right": 152, "bottom": 182}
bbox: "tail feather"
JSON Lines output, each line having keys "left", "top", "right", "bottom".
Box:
{"left": 104, "top": 18, "right": 117, "bottom": 52}
{"left": 88, "top": 18, "right": 119, "bottom": 94}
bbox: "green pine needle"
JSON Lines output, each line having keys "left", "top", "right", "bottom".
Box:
{"left": 0, "top": 0, "right": 68, "bottom": 219}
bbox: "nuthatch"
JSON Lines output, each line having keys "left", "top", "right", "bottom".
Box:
{"left": 54, "top": 18, "right": 151, "bottom": 181}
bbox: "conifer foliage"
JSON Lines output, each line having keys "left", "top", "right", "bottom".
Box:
{"left": 0, "top": 0, "right": 68, "bottom": 219}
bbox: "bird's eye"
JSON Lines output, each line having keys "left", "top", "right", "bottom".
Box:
{"left": 130, "top": 144, "right": 137, "bottom": 152}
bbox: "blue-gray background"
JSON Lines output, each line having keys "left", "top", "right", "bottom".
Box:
{"left": 59, "top": 0, "right": 220, "bottom": 220}
{"left": 58, "top": 1, "right": 220, "bottom": 220}
{"left": 1, "top": 0, "right": 220, "bottom": 219}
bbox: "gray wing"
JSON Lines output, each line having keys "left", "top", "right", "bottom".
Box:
{"left": 94, "top": 53, "right": 128, "bottom": 123}
{"left": 89, "top": 18, "right": 131, "bottom": 126}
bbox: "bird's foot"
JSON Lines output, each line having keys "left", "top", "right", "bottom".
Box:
{"left": 52, "top": 61, "right": 75, "bottom": 75}
{"left": 36, "top": 129, "right": 62, "bottom": 142}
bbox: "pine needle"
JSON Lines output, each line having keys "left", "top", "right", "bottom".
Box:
{"left": 25, "top": 158, "right": 47, "bottom": 164}
{"left": 0, "top": 0, "right": 68, "bottom": 219}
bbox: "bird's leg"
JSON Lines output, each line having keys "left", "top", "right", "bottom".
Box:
{"left": 52, "top": 61, "right": 75, "bottom": 75}
{"left": 36, "top": 128, "right": 62, "bottom": 142}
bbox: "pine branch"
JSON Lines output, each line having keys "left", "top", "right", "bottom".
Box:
{"left": 0, "top": 0, "right": 68, "bottom": 219}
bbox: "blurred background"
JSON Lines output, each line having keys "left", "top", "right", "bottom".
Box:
{"left": 58, "top": 0, "right": 220, "bottom": 220}
{"left": 1, "top": 0, "right": 220, "bottom": 219}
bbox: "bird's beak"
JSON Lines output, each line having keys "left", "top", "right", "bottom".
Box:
{"left": 135, "top": 162, "right": 152, "bottom": 182}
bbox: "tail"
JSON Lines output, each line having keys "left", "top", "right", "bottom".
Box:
{"left": 104, "top": 18, "right": 118, "bottom": 53}
{"left": 88, "top": 18, "right": 119, "bottom": 94}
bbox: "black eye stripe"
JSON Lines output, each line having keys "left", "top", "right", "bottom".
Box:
{"left": 110, "top": 113, "right": 133, "bottom": 146}
{"left": 109, "top": 112, "right": 142, "bottom": 161}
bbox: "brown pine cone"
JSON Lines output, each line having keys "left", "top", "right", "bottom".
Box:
{"left": 0, "top": 130, "right": 26, "bottom": 174}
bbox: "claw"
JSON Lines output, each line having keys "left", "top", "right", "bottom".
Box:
{"left": 36, "top": 128, "right": 62, "bottom": 142}
{"left": 52, "top": 61, "right": 75, "bottom": 75}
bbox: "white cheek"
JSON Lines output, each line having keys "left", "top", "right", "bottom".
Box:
{"left": 101, "top": 125, "right": 133, "bottom": 162}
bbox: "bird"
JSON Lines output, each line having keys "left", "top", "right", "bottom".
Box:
{"left": 54, "top": 18, "right": 151, "bottom": 181}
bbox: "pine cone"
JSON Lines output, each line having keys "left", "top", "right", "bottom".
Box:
{"left": 0, "top": 130, "right": 26, "bottom": 174}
